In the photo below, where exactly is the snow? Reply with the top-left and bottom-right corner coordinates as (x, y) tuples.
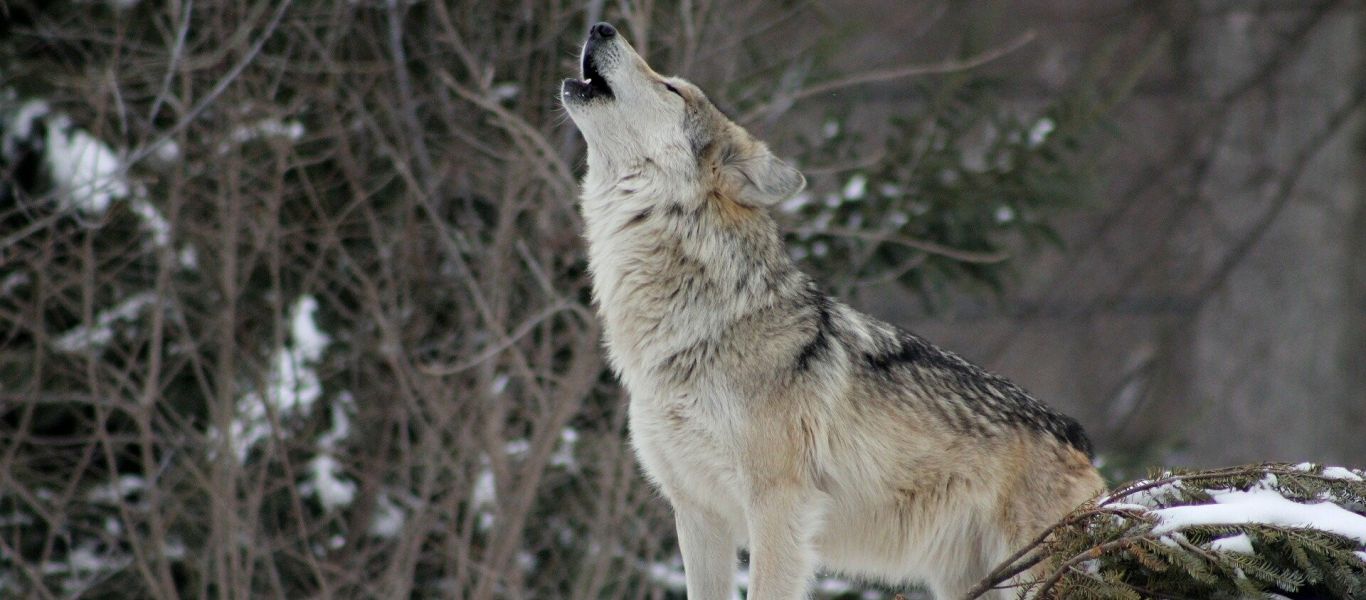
(6, 99), (49, 143)
(0, 272), (28, 297)
(163, 538), (187, 560)
(87, 475), (146, 504)
(0, 512), (33, 526)
(1322, 467), (1363, 481)
(305, 454), (355, 511)
(44, 116), (128, 214)
(478, 459), (505, 530)
(822, 120), (840, 139)
(6, 100), (174, 246)
(1151, 489), (1366, 544)
(230, 118), (305, 145)
(491, 83), (520, 101)
(1208, 533), (1254, 554)
(810, 211), (833, 232)
(1027, 117), (1055, 147)
(505, 439), (531, 456)
(473, 468), (496, 507)
(130, 196), (171, 247)
(227, 295), (332, 461)
(778, 192), (812, 214)
(370, 492), (405, 538)
(290, 296), (330, 362)
(994, 205), (1015, 224)
(40, 544), (129, 575)
(1101, 502), (1151, 513)
(515, 551), (537, 571)
(842, 174), (867, 200)
(1104, 477), (1184, 507)
(647, 560), (687, 590)
(267, 296), (329, 413)
(490, 373), (510, 395)
(178, 246), (199, 270)
(304, 392), (357, 511)
(317, 392), (353, 449)
(40, 542), (132, 595)
(550, 428), (579, 469)
(51, 292), (156, 353)
(815, 577), (855, 595)
(153, 139), (181, 162)
(1292, 462), (1363, 482)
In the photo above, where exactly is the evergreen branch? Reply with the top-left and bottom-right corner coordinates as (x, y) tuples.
(969, 463), (1366, 600)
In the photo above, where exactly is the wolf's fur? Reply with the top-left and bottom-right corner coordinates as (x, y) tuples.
(562, 23), (1105, 600)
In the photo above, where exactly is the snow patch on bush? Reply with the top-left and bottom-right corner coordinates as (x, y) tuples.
(227, 295), (332, 461)
(1151, 488), (1366, 544)
(1208, 533), (1254, 554)
(44, 115), (128, 215)
(51, 292), (157, 353)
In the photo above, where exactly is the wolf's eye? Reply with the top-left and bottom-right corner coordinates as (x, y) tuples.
(663, 82), (682, 97)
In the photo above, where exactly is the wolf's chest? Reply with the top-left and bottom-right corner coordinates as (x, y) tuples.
(626, 386), (746, 508)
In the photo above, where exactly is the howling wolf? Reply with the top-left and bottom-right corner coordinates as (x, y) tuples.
(561, 22), (1104, 600)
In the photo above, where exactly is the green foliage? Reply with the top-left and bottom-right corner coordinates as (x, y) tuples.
(781, 38), (1158, 308)
(982, 464), (1366, 600)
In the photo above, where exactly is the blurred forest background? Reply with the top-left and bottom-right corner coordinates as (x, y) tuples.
(0, 0), (1362, 597)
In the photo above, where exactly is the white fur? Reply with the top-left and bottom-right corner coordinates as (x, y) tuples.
(563, 25), (1103, 600)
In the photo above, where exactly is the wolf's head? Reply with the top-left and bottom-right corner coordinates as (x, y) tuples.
(562, 22), (804, 208)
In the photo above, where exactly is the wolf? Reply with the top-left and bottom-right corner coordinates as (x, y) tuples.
(561, 22), (1105, 600)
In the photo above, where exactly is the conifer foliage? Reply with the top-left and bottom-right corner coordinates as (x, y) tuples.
(966, 463), (1366, 600)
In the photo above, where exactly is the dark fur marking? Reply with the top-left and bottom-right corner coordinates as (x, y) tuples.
(794, 294), (834, 372)
(866, 330), (1094, 457)
(1057, 416), (1094, 458)
(659, 341), (722, 386)
(619, 207), (653, 232)
(864, 333), (939, 372)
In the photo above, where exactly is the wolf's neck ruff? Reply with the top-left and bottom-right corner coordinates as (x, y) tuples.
(581, 172), (802, 385)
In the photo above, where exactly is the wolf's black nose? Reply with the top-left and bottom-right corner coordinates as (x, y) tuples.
(590, 22), (616, 40)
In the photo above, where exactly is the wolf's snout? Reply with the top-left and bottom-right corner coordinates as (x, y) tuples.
(590, 22), (616, 40)
(561, 22), (618, 105)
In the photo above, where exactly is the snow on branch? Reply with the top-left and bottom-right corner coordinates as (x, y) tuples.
(965, 463), (1366, 600)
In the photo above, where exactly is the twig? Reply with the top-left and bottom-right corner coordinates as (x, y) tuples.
(125, 0), (292, 167)
(798, 226), (1011, 264)
(741, 31), (1035, 123)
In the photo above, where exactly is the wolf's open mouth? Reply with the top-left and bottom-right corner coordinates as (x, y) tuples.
(562, 25), (616, 104)
(577, 46), (613, 99)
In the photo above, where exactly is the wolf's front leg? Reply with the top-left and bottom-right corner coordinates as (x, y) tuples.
(675, 505), (737, 600)
(744, 487), (822, 600)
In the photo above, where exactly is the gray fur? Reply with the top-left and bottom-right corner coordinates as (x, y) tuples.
(562, 22), (1105, 600)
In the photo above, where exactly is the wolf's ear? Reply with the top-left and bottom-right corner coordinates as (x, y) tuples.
(720, 142), (806, 208)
